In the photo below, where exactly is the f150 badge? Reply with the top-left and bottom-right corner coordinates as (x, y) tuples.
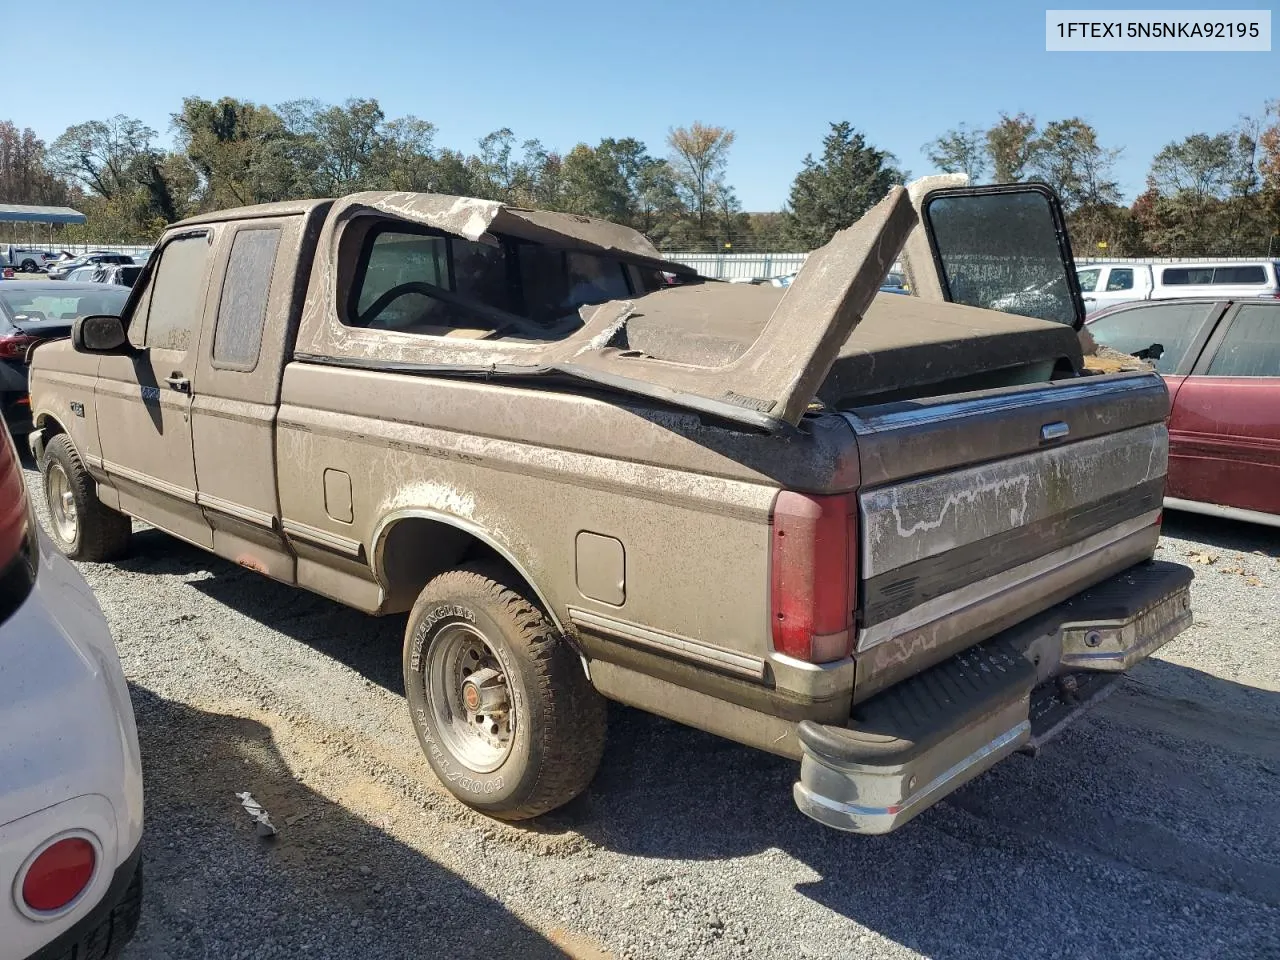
(70, 401), (85, 418)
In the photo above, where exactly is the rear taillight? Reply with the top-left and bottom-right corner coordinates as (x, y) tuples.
(770, 491), (857, 663)
(0, 334), (37, 360)
(21, 837), (96, 913)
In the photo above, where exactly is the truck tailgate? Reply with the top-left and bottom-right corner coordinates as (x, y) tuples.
(844, 372), (1170, 701)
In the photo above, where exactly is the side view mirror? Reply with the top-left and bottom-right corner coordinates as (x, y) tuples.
(72, 315), (129, 353)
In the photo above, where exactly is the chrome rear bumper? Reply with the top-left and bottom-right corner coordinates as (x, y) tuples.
(793, 560), (1193, 834)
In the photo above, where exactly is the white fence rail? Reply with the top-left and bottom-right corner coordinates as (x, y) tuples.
(663, 253), (809, 280)
(668, 252), (1278, 281)
(13, 243), (154, 258)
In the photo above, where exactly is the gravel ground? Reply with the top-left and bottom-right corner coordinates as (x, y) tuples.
(25, 464), (1280, 960)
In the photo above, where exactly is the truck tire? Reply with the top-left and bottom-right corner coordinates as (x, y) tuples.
(20, 258), (37, 273)
(41, 433), (131, 561)
(403, 561), (606, 820)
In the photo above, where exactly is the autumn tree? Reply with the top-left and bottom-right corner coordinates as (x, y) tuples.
(561, 138), (680, 233)
(172, 97), (301, 208)
(1140, 121), (1272, 255)
(1029, 118), (1121, 210)
(666, 122), (736, 244)
(0, 122), (68, 206)
(985, 112), (1038, 183)
(786, 122), (902, 250)
(924, 124), (987, 182)
(48, 115), (159, 199)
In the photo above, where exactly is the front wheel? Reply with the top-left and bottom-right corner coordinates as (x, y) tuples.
(41, 434), (131, 561)
(403, 562), (606, 820)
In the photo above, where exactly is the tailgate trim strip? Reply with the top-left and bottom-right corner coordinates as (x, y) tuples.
(857, 510), (1160, 652)
(861, 478), (1164, 627)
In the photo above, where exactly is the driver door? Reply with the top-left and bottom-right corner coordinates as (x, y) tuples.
(95, 229), (215, 548)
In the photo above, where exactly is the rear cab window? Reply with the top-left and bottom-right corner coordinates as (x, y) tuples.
(1086, 301), (1218, 374)
(348, 226), (639, 342)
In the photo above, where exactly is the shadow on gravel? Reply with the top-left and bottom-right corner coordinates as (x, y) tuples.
(126, 684), (572, 960)
(552, 664), (1280, 959)
(117, 529), (407, 695)
(117, 526), (1279, 958)
(1161, 509), (1280, 556)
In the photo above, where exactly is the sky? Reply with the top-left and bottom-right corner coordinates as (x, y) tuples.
(8, 0), (1276, 211)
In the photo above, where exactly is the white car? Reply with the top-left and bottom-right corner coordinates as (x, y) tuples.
(1, 425), (143, 960)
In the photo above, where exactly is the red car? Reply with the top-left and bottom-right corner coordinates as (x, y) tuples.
(1086, 297), (1280, 528)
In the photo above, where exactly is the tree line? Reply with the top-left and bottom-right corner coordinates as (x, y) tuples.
(926, 106), (1280, 257)
(2, 95), (1278, 256)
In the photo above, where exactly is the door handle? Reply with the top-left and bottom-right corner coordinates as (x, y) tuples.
(165, 373), (191, 393)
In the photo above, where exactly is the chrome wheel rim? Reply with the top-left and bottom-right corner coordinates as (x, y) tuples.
(46, 463), (78, 545)
(425, 622), (514, 772)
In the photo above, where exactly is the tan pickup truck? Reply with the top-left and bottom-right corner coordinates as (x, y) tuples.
(27, 178), (1192, 834)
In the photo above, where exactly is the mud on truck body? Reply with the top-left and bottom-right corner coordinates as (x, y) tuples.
(28, 176), (1191, 834)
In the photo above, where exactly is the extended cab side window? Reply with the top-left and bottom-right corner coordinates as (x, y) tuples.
(1205, 304), (1280, 377)
(212, 228), (281, 370)
(134, 233), (212, 352)
(1075, 268), (1099, 292)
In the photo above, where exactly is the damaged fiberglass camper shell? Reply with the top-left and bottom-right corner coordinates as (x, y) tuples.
(28, 177), (1192, 833)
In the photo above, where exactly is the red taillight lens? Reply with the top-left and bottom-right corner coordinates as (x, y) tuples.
(21, 837), (96, 912)
(0, 334), (36, 360)
(770, 491), (857, 663)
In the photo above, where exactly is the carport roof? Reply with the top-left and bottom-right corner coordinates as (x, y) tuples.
(0, 203), (86, 224)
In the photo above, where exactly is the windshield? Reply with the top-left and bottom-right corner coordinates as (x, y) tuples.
(0, 287), (130, 326)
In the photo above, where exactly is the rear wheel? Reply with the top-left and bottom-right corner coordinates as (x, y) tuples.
(403, 562), (606, 820)
(19, 258), (37, 273)
(41, 434), (130, 561)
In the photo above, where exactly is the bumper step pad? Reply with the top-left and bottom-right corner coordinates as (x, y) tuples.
(794, 560), (1193, 834)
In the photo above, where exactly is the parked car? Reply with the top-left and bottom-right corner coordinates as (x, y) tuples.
(28, 181), (1191, 836)
(1077, 260), (1280, 314)
(95, 264), (143, 288)
(1086, 297), (1280, 528)
(62, 266), (102, 284)
(0, 415), (143, 960)
(0, 282), (130, 434)
(46, 253), (133, 281)
(0, 247), (55, 273)
(879, 270), (909, 294)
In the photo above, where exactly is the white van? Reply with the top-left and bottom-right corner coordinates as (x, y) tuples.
(1077, 261), (1280, 313)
